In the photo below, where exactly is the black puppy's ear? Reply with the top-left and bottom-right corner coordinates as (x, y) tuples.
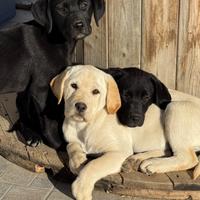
(92, 0), (105, 26)
(104, 68), (126, 80)
(31, 0), (53, 33)
(150, 74), (171, 109)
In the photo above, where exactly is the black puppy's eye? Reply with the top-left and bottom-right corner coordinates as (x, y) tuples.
(80, 1), (88, 10)
(56, 4), (69, 15)
(122, 91), (132, 103)
(143, 95), (150, 102)
(71, 83), (78, 90)
(92, 89), (100, 95)
(124, 91), (132, 99)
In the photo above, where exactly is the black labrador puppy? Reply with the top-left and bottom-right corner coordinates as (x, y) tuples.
(0, 0), (105, 147)
(104, 67), (171, 127)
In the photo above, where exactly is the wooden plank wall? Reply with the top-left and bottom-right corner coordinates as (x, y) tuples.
(78, 0), (200, 97)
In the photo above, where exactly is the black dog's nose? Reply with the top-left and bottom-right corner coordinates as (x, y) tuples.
(130, 114), (143, 125)
(132, 114), (141, 121)
(75, 102), (87, 113)
(73, 21), (84, 28)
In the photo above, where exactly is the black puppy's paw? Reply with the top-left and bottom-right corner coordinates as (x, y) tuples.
(10, 120), (42, 147)
(26, 135), (42, 147)
(21, 128), (43, 147)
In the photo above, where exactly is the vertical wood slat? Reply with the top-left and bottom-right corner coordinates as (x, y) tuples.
(84, 0), (107, 68)
(177, 0), (200, 97)
(82, 0), (200, 97)
(108, 0), (141, 68)
(75, 40), (84, 64)
(141, 0), (179, 89)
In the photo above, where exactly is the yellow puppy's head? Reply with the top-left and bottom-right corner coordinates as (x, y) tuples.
(50, 65), (121, 122)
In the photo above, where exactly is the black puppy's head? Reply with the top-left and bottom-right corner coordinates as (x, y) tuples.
(106, 68), (171, 127)
(32, 0), (105, 40)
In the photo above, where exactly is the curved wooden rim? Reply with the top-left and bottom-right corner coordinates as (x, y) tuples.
(1, 93), (200, 199)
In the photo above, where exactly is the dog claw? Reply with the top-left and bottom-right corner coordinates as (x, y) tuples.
(121, 157), (142, 173)
(146, 168), (153, 176)
(121, 163), (132, 173)
(27, 138), (41, 147)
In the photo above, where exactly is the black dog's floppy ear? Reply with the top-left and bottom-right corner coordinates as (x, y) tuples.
(31, 0), (53, 33)
(103, 68), (127, 81)
(150, 74), (171, 109)
(92, 0), (105, 26)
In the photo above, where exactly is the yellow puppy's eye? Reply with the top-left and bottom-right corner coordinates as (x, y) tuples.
(92, 89), (100, 95)
(71, 83), (78, 90)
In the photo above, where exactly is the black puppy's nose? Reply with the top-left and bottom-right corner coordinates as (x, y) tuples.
(132, 114), (141, 121)
(130, 114), (143, 125)
(73, 20), (84, 28)
(75, 102), (87, 113)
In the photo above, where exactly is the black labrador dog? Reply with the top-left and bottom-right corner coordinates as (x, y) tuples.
(0, 0), (105, 147)
(104, 67), (171, 127)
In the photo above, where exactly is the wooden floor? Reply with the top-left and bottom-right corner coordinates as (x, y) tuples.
(0, 94), (200, 199)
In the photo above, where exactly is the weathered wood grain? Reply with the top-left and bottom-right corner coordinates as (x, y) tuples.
(112, 187), (200, 200)
(167, 171), (200, 190)
(141, 0), (179, 89)
(75, 40), (84, 64)
(108, 0), (141, 68)
(84, 1), (107, 68)
(82, 0), (200, 95)
(0, 93), (18, 124)
(120, 171), (173, 190)
(176, 0), (200, 97)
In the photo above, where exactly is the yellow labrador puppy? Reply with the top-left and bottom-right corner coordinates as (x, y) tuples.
(137, 89), (200, 179)
(50, 65), (200, 200)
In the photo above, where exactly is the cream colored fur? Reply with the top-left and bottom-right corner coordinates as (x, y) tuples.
(50, 65), (200, 200)
(137, 89), (200, 179)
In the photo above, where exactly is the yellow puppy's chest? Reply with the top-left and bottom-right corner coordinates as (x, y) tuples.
(63, 118), (120, 155)
(78, 125), (120, 154)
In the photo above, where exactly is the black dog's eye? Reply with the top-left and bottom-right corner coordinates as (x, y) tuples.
(80, 1), (88, 10)
(143, 95), (150, 102)
(92, 89), (100, 95)
(56, 4), (69, 15)
(123, 91), (132, 100)
(71, 83), (78, 90)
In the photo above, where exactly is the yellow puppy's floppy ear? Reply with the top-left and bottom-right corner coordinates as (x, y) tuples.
(106, 75), (121, 114)
(50, 68), (70, 104)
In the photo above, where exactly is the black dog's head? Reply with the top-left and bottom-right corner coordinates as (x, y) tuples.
(32, 0), (105, 40)
(106, 68), (171, 127)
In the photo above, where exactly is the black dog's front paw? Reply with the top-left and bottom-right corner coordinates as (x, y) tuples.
(26, 135), (42, 147)
(10, 120), (42, 147)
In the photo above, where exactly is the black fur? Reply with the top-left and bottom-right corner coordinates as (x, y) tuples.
(104, 67), (171, 127)
(0, 0), (105, 148)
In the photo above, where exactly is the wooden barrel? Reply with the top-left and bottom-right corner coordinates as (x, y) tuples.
(1, 93), (200, 200)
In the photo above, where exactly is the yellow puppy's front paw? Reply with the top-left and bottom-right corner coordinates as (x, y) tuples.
(69, 153), (87, 175)
(121, 155), (142, 173)
(140, 159), (163, 175)
(72, 176), (93, 200)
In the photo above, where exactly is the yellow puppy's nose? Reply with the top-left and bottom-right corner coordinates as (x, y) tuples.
(75, 102), (87, 113)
